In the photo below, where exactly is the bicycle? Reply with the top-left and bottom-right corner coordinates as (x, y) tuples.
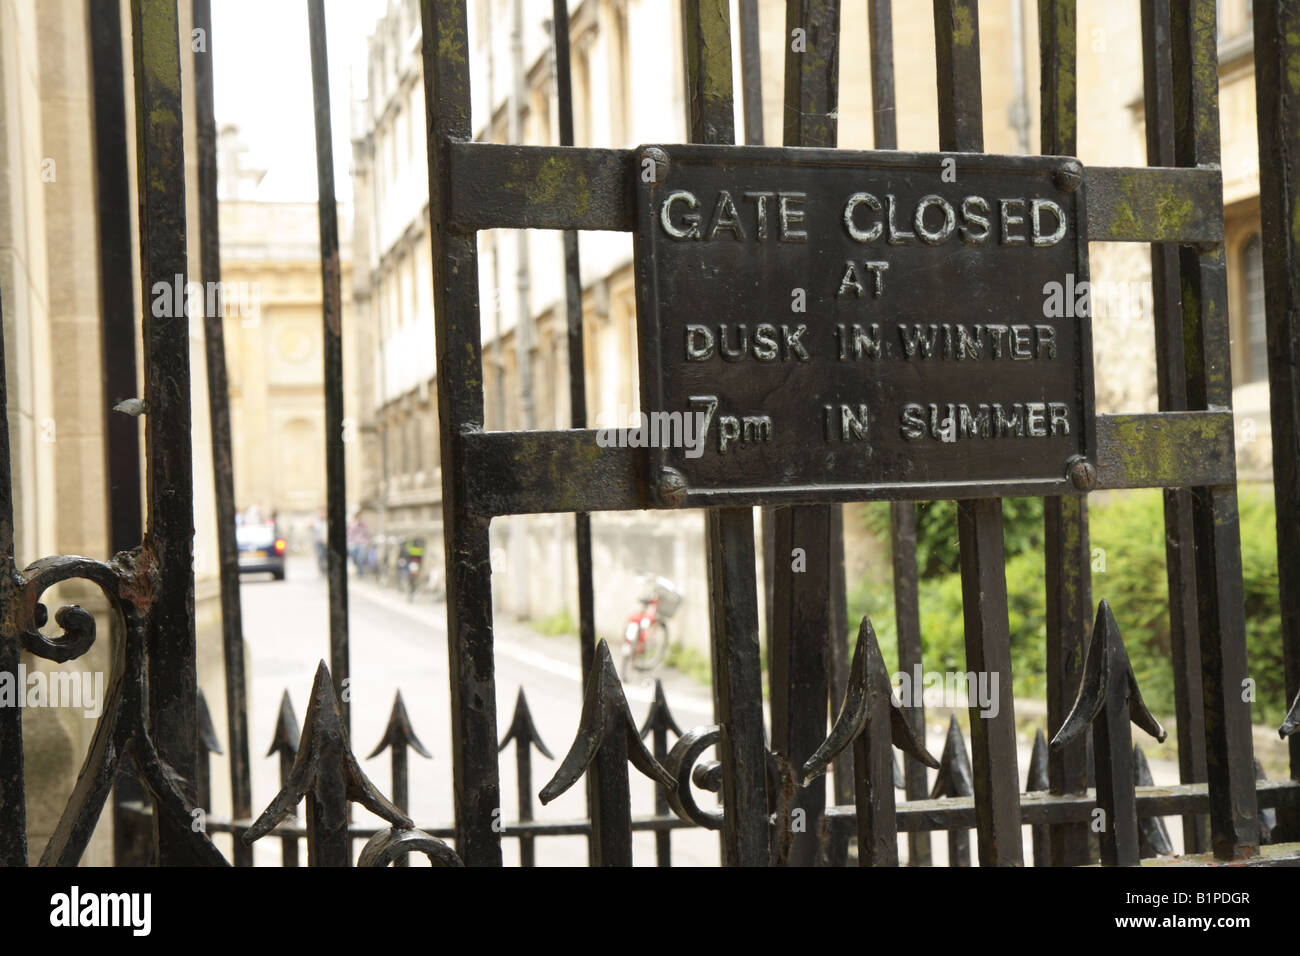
(620, 573), (682, 677)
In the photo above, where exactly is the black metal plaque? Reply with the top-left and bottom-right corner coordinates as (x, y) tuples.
(631, 145), (1095, 507)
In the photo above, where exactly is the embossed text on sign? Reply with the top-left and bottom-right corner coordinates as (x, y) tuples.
(631, 145), (1095, 507)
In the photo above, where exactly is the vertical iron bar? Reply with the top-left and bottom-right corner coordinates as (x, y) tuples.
(866, 1), (927, 867)
(827, 507), (853, 862)
(770, 504), (832, 866)
(306, 0), (351, 734)
(270, 691), (302, 867)
(955, 499), (1022, 865)
(891, 503), (929, 865)
(420, 0), (503, 866)
(1038, 0), (1091, 868)
(773, 0), (841, 868)
(1140, 0), (1209, 855)
(0, 284), (23, 867)
(867, 0), (896, 148)
(132, 0), (200, 866)
(91, 0), (148, 870)
(1169, 0), (1260, 861)
(193, 0), (254, 867)
(934, 0), (1023, 866)
(1252, 0), (1300, 844)
(514, 734), (536, 867)
(389, 743), (409, 867)
(738, 0), (764, 145)
(679, 0), (770, 867)
(704, 509), (770, 865)
(550, 0), (596, 864)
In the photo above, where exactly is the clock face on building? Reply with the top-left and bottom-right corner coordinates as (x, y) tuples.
(277, 326), (313, 363)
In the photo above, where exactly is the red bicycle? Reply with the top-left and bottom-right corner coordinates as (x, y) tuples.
(621, 573), (682, 677)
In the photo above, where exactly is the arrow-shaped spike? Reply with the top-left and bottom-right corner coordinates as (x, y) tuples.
(802, 615), (939, 785)
(369, 690), (431, 760)
(243, 662), (412, 865)
(194, 689), (222, 813)
(500, 687), (551, 867)
(197, 690), (223, 756)
(638, 679), (682, 866)
(1051, 601), (1165, 867)
(1133, 745), (1174, 858)
(801, 615), (938, 867)
(638, 678), (684, 741)
(499, 687), (553, 760)
(265, 689), (301, 866)
(539, 640), (675, 866)
(930, 715), (974, 799)
(1027, 728), (1049, 792)
(930, 715), (974, 867)
(1051, 600), (1166, 751)
(540, 641), (674, 803)
(267, 690), (300, 759)
(1278, 687), (1300, 739)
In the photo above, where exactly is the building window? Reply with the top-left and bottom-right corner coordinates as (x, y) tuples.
(1243, 232), (1267, 382)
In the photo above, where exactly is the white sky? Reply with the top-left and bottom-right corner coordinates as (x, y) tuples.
(210, 0), (389, 202)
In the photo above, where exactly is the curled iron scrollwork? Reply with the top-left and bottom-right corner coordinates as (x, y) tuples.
(1, 546), (227, 866)
(358, 827), (463, 867)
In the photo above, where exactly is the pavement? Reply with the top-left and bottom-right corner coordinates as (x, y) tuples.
(235, 556), (1188, 866)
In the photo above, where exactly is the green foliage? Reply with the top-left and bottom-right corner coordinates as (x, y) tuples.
(862, 498), (1046, 577)
(852, 488), (1286, 726)
(531, 607), (576, 637)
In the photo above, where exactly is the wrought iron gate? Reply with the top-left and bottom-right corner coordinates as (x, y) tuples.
(0, 0), (1298, 867)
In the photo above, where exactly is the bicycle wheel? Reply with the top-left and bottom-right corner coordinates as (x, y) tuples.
(634, 621), (670, 671)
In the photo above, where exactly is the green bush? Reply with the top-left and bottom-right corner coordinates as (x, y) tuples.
(851, 488), (1286, 726)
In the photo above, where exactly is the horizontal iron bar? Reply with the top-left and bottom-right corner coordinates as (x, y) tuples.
(1086, 165), (1223, 242)
(119, 802), (693, 839)
(126, 777), (1294, 844)
(447, 144), (1221, 244)
(463, 411), (1236, 516)
(449, 142), (635, 232)
(825, 779), (1300, 832)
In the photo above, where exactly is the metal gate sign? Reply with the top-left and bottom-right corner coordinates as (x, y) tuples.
(632, 145), (1095, 507)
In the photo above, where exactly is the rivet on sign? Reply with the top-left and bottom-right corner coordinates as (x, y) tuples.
(1053, 159), (1084, 194)
(642, 147), (669, 185)
(1067, 456), (1097, 491)
(657, 467), (688, 507)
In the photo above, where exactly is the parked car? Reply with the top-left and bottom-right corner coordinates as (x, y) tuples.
(236, 522), (286, 580)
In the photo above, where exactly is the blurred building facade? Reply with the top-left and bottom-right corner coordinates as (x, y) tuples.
(350, 0), (1273, 656)
(217, 125), (359, 550)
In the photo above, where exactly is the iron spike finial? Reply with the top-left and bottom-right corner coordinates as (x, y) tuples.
(243, 662), (412, 847)
(1050, 600), (1166, 751)
(369, 689), (431, 760)
(930, 715), (975, 799)
(638, 678), (684, 741)
(801, 614), (939, 787)
(197, 688), (222, 756)
(266, 689), (300, 758)
(539, 640), (674, 806)
(1051, 602), (1166, 866)
(1278, 687), (1300, 739)
(1027, 727), (1050, 792)
(499, 687), (553, 760)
